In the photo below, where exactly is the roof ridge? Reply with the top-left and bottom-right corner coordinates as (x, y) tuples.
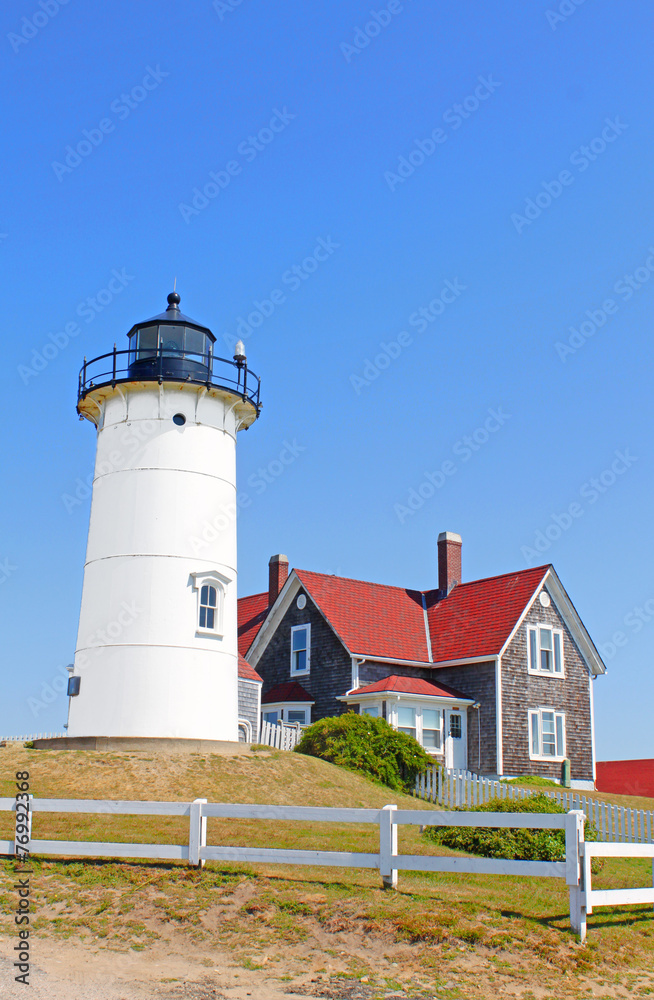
(424, 563), (551, 596)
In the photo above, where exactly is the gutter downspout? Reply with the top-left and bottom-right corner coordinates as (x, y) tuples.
(350, 657), (365, 694)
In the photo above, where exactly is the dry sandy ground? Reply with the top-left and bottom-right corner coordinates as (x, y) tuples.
(1, 930), (653, 1000)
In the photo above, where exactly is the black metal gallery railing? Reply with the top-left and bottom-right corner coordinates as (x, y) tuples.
(77, 346), (261, 411)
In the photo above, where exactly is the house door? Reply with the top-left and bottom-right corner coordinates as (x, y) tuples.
(445, 709), (467, 770)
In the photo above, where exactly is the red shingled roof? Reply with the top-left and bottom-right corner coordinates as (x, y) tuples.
(295, 570), (430, 661)
(426, 566), (549, 663)
(345, 674), (471, 700)
(238, 654), (263, 684)
(238, 591), (269, 657)
(262, 681), (314, 704)
(239, 564), (550, 666)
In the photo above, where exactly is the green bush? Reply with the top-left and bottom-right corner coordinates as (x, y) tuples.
(501, 775), (559, 787)
(423, 793), (601, 865)
(294, 712), (434, 792)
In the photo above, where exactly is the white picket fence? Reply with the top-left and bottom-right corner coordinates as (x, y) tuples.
(0, 733), (65, 743)
(414, 767), (654, 844)
(1, 794), (595, 937)
(258, 720), (304, 751)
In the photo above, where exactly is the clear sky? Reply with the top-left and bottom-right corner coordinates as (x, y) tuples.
(0, 0), (651, 761)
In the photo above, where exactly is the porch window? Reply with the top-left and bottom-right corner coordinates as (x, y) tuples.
(422, 708), (442, 749)
(397, 705), (416, 739)
(362, 706), (379, 717)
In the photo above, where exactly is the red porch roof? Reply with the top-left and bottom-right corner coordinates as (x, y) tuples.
(343, 674), (471, 700)
(262, 681), (314, 704)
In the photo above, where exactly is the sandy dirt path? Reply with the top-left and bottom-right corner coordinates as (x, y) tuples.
(2, 934), (652, 1000)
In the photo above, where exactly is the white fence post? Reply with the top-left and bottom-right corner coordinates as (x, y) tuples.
(379, 804), (398, 890)
(189, 798), (207, 868)
(566, 810), (586, 941)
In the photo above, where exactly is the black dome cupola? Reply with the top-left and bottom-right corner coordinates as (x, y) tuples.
(127, 291), (216, 381)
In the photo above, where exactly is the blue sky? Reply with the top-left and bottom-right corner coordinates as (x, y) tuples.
(0, 0), (652, 761)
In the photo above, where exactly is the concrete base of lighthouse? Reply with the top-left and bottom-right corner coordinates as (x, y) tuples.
(30, 736), (255, 754)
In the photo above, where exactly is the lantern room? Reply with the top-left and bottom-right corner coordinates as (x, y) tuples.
(127, 290), (215, 381)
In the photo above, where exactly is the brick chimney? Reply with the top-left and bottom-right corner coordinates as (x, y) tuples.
(268, 554), (289, 604)
(438, 532), (462, 595)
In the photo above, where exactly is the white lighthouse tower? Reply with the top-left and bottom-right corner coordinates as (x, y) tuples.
(67, 292), (261, 742)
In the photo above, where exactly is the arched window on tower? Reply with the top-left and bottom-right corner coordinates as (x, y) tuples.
(199, 585), (217, 630)
(191, 570), (230, 638)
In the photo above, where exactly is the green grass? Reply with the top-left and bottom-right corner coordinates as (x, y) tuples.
(0, 744), (653, 998)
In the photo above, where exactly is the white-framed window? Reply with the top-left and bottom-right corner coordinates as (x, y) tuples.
(362, 705), (379, 718)
(397, 705), (416, 739)
(261, 704), (311, 726)
(527, 624), (564, 675)
(191, 570), (229, 637)
(199, 585), (217, 629)
(287, 708), (309, 725)
(290, 624), (311, 675)
(422, 708), (442, 750)
(529, 708), (566, 760)
(393, 703), (445, 752)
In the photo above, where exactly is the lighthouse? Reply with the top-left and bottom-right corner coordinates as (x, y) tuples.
(67, 292), (261, 743)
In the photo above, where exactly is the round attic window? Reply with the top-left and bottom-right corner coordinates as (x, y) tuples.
(539, 591), (551, 608)
(296, 594), (306, 609)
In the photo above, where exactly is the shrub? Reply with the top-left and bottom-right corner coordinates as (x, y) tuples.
(423, 793), (601, 866)
(294, 712), (434, 792)
(502, 775), (559, 787)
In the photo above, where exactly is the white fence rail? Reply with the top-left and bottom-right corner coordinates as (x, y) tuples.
(415, 767), (654, 844)
(0, 794), (596, 937)
(582, 842), (654, 938)
(258, 720), (304, 751)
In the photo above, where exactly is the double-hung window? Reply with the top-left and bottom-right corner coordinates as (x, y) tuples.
(422, 708), (442, 749)
(529, 708), (565, 759)
(527, 625), (564, 675)
(199, 585), (217, 630)
(192, 570), (228, 637)
(290, 624), (310, 676)
(397, 705), (417, 739)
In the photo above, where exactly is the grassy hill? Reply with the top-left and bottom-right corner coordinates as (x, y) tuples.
(1, 745), (653, 999)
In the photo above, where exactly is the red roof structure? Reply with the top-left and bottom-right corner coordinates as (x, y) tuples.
(295, 570), (429, 660)
(343, 674), (470, 700)
(425, 566), (549, 662)
(239, 562), (554, 667)
(286, 566), (549, 665)
(262, 681), (314, 704)
(238, 591), (270, 657)
(238, 653), (263, 684)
